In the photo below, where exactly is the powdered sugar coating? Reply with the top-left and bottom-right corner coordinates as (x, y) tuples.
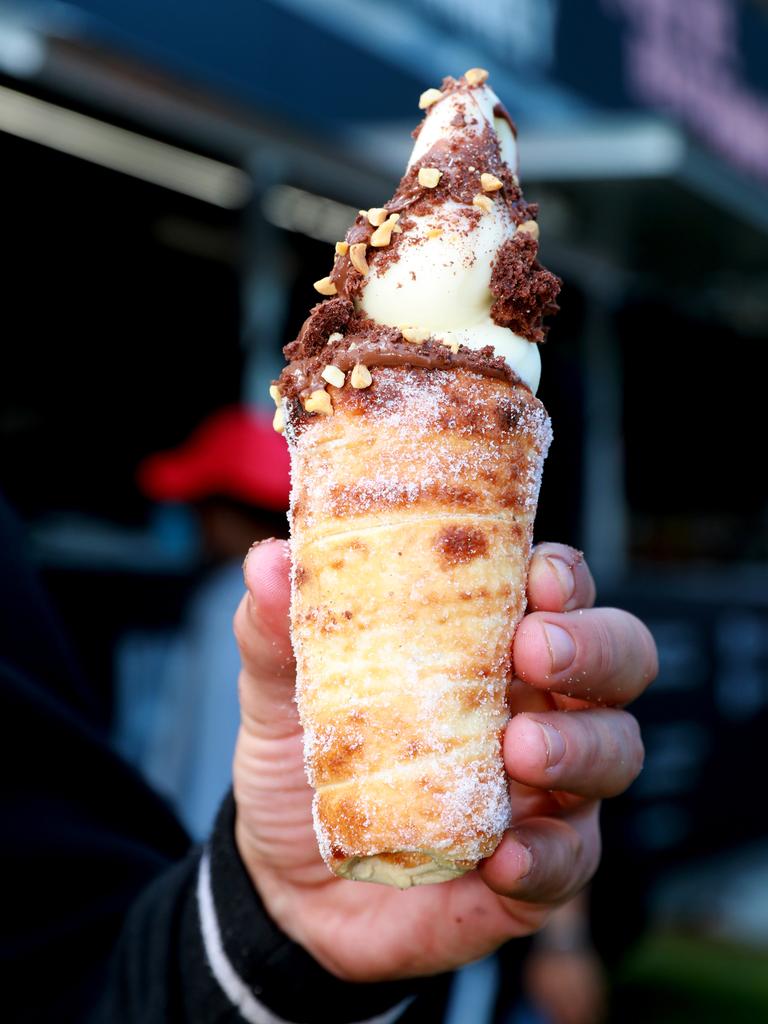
(286, 366), (550, 885)
(287, 367), (551, 535)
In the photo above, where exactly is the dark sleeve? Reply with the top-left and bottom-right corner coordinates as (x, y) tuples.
(0, 496), (428, 1023)
(92, 794), (424, 1024)
(0, 490), (191, 1023)
(1, 658), (190, 1023)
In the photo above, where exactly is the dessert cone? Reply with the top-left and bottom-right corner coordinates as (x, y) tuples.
(274, 68), (561, 887)
(285, 365), (551, 887)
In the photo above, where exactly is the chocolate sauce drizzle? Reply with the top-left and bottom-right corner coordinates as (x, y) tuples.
(278, 318), (518, 404)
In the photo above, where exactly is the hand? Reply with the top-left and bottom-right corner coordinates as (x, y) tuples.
(232, 541), (656, 982)
(524, 948), (607, 1024)
(522, 891), (607, 1024)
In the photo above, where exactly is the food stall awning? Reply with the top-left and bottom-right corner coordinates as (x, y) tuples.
(1, 1), (766, 234)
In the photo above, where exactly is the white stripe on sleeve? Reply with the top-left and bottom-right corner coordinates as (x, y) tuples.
(197, 851), (411, 1024)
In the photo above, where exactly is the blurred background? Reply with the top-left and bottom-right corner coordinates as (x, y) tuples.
(1, 1), (767, 1021)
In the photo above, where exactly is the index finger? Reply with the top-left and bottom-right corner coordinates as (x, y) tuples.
(513, 607), (658, 706)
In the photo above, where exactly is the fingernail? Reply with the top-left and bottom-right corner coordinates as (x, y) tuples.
(536, 722), (566, 768)
(546, 555), (575, 607)
(542, 623), (576, 673)
(242, 537), (277, 585)
(511, 841), (534, 880)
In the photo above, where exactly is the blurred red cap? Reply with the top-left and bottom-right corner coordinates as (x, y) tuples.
(137, 406), (290, 511)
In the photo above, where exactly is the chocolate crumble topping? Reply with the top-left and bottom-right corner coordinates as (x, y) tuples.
(490, 235), (561, 344)
(279, 71), (562, 416)
(283, 297), (355, 361)
(277, 312), (521, 404)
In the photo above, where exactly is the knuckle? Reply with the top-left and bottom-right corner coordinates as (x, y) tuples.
(590, 613), (619, 682)
(565, 710), (644, 797)
(555, 827), (588, 904)
(586, 608), (651, 690)
(569, 712), (603, 777)
(606, 712), (644, 793)
(590, 716), (621, 788)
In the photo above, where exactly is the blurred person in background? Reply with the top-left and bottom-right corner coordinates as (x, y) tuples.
(115, 405), (290, 839)
(517, 892), (607, 1024)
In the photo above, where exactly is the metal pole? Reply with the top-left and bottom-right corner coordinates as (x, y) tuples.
(580, 294), (628, 587)
(240, 153), (289, 409)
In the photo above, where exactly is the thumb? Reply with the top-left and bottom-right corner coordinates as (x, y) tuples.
(234, 538), (298, 739)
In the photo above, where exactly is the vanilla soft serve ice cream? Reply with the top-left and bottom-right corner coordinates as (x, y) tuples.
(358, 74), (543, 391)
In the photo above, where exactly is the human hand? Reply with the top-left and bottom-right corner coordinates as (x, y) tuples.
(522, 891), (607, 1024)
(232, 541), (656, 982)
(524, 947), (607, 1024)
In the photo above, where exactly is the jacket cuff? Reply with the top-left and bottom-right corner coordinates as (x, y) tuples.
(197, 792), (417, 1024)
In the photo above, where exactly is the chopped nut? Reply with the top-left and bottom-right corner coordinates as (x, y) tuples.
(480, 172), (503, 192)
(272, 406), (285, 433)
(350, 363), (372, 389)
(367, 207), (388, 227)
(418, 87), (443, 110)
(468, 165), (476, 173)
(442, 339), (460, 354)
(358, 209), (367, 217)
(348, 342), (358, 350)
(313, 276), (337, 295)
(465, 67), (489, 86)
(328, 332), (343, 343)
(401, 326), (430, 343)
(512, 173), (520, 187)
(321, 364), (346, 388)
(369, 224), (391, 247)
(418, 166), (442, 188)
(269, 384), (281, 406)
(349, 242), (369, 275)
(472, 194), (494, 214)
(392, 224), (403, 233)
(516, 220), (540, 240)
(426, 227), (443, 239)
(335, 240), (349, 256)
(370, 213), (400, 247)
(304, 388), (333, 416)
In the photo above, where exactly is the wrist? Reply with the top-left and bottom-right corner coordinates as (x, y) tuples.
(209, 792), (419, 1021)
(233, 810), (312, 951)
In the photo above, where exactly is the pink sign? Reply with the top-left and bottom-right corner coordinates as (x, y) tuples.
(605, 0), (768, 180)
